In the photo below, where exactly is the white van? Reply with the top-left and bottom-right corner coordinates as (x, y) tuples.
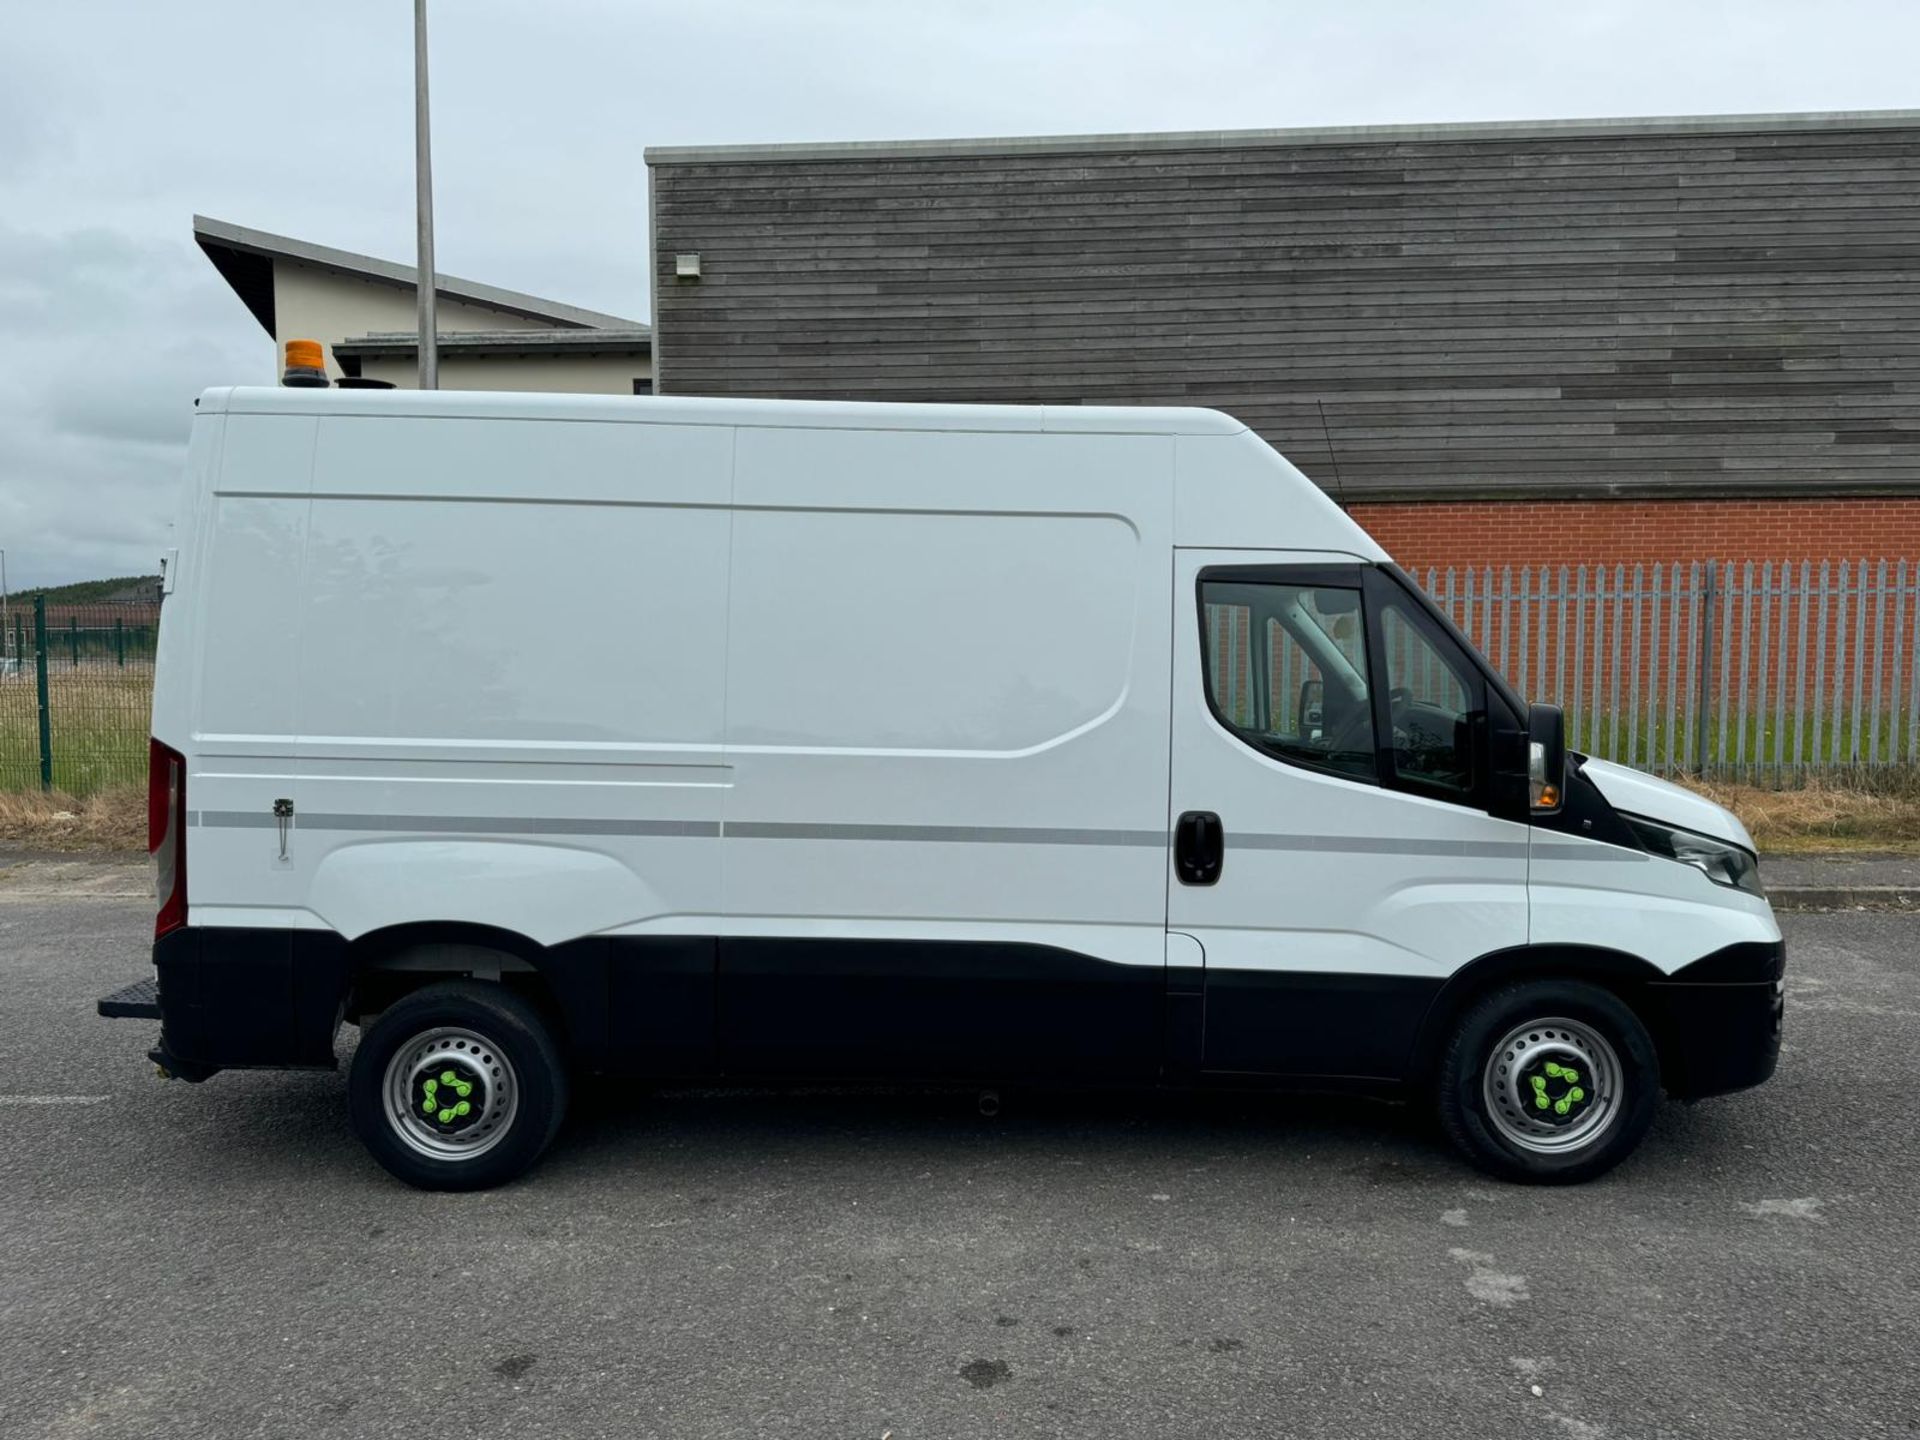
(100, 387), (1782, 1190)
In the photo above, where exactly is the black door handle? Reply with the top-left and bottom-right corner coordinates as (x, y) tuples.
(1175, 810), (1224, 886)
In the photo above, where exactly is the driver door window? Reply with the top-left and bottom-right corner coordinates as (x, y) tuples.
(1201, 581), (1377, 782)
(1378, 598), (1481, 798)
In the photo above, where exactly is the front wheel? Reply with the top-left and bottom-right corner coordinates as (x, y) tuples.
(1436, 979), (1659, 1184)
(348, 980), (568, 1191)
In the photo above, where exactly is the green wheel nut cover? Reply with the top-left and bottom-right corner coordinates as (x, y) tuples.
(414, 1060), (482, 1130)
(1526, 1060), (1590, 1119)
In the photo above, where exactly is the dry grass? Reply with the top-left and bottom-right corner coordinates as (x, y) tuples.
(1683, 777), (1920, 854)
(0, 785), (146, 853)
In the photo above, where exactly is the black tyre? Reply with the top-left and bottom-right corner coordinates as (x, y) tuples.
(1436, 979), (1659, 1184)
(348, 980), (568, 1191)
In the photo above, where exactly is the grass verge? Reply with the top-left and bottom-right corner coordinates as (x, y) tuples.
(0, 785), (146, 853)
(1684, 777), (1920, 854)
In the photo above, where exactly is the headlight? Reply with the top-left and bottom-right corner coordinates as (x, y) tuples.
(1624, 815), (1765, 897)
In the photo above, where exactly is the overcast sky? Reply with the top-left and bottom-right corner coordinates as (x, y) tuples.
(2, 0), (1916, 587)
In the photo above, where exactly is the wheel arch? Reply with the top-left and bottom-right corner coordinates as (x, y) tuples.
(343, 921), (611, 1068)
(1410, 944), (1668, 1084)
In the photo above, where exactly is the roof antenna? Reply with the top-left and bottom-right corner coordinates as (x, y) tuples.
(1315, 399), (1351, 512)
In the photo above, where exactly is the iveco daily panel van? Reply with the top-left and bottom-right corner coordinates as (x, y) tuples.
(99, 387), (1783, 1189)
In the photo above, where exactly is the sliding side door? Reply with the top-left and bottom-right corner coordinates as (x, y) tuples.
(717, 425), (1175, 1083)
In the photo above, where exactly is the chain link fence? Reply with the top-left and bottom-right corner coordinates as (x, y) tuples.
(0, 598), (158, 795)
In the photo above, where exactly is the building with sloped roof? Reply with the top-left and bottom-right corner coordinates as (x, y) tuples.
(195, 215), (653, 394)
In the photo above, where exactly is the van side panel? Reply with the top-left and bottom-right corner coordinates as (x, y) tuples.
(172, 401), (1186, 1082)
(1173, 429), (1388, 558)
(717, 427), (1174, 1080)
(279, 413), (734, 948)
(184, 415), (316, 927)
(170, 415), (734, 941)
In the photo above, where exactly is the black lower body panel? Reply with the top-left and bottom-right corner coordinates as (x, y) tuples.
(109, 928), (1450, 1092)
(1199, 969), (1441, 1081)
(607, 936), (718, 1076)
(150, 926), (350, 1071)
(717, 938), (1164, 1084)
(1645, 979), (1784, 1099)
(1645, 938), (1785, 1099)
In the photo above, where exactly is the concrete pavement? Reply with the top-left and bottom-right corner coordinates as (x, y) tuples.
(1761, 853), (1920, 911)
(1, 889), (1917, 1438)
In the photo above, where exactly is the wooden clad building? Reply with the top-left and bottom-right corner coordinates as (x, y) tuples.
(645, 111), (1920, 567)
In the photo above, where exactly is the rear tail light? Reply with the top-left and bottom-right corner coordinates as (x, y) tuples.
(149, 738), (187, 938)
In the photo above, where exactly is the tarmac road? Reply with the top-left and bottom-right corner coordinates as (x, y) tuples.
(1, 880), (1915, 1439)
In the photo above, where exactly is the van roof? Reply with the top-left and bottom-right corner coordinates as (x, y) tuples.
(199, 386), (1250, 438)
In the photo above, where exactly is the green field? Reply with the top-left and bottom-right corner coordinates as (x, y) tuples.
(0, 667), (154, 794)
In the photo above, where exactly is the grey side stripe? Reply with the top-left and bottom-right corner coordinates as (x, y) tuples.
(188, 812), (1153, 845)
(187, 814), (1152, 844)
(1532, 843), (1649, 864)
(190, 811), (1612, 860)
(726, 821), (1164, 847)
(191, 810), (277, 830)
(1235, 833), (1531, 860)
(193, 811), (720, 839)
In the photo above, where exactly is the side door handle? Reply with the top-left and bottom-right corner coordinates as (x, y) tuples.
(1174, 810), (1224, 886)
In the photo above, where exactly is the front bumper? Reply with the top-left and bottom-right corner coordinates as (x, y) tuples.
(1645, 939), (1785, 1100)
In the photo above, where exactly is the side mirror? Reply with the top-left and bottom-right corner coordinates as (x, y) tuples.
(1528, 704), (1566, 813)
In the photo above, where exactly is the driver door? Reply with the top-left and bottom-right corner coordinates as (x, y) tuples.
(1166, 552), (1530, 1081)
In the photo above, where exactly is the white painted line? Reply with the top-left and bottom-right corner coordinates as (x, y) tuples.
(0, 1095), (111, 1106)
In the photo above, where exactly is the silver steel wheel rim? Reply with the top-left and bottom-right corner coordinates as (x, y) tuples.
(1481, 1016), (1622, 1155)
(382, 1026), (519, 1162)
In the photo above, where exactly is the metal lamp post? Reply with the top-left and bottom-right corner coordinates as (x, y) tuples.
(414, 0), (439, 390)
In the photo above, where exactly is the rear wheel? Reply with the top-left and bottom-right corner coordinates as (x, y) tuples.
(348, 981), (568, 1191)
(1436, 979), (1658, 1184)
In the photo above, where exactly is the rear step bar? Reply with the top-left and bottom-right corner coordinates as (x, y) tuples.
(97, 978), (161, 1020)
(98, 979), (218, 1080)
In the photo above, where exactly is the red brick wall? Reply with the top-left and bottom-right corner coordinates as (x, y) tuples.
(1349, 498), (1920, 573)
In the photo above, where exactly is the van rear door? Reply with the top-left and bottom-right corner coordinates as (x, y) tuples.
(1166, 552), (1530, 1082)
